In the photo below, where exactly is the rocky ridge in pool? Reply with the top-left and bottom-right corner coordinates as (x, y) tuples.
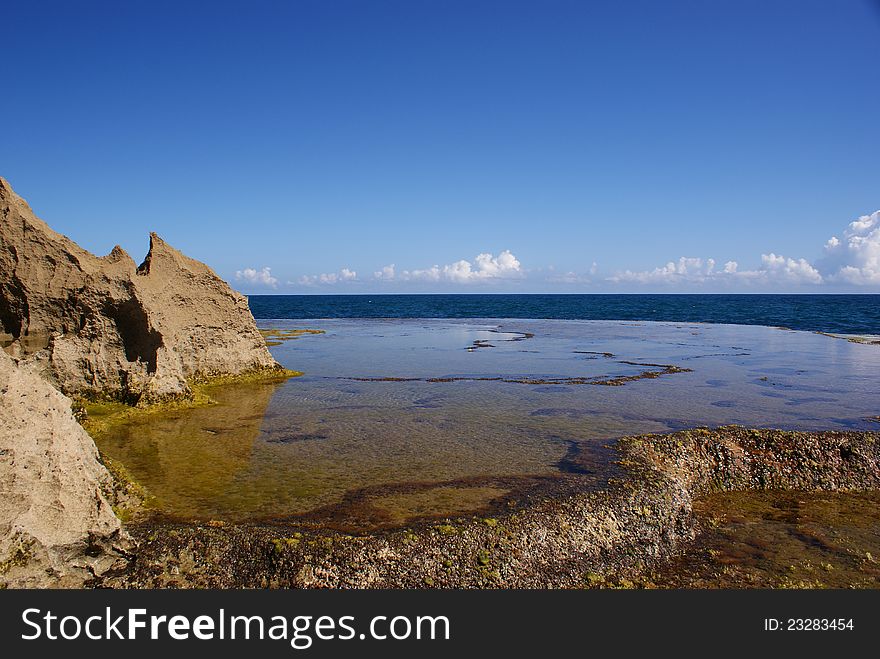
(105, 426), (880, 589)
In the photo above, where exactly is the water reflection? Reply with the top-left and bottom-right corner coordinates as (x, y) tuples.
(97, 381), (282, 519)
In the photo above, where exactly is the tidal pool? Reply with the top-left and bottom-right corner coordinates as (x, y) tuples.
(94, 319), (880, 529)
(647, 490), (880, 588)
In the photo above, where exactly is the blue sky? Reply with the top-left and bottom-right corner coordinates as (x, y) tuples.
(2, 0), (879, 293)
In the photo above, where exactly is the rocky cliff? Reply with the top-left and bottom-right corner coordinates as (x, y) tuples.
(0, 177), (279, 403)
(0, 350), (127, 587)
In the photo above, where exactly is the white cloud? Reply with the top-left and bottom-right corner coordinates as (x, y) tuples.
(404, 265), (442, 282)
(608, 209), (880, 288)
(453, 250), (522, 281)
(398, 250), (523, 283)
(373, 264), (396, 280)
(552, 271), (587, 284)
(234, 266), (278, 288)
(754, 253), (823, 284)
(610, 254), (822, 286)
(442, 259), (477, 283)
(472, 250), (522, 278)
(548, 262), (599, 284)
(297, 268), (358, 286)
(822, 210), (880, 285)
(611, 257), (718, 284)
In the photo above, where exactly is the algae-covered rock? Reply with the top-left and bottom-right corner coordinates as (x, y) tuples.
(0, 350), (126, 587)
(0, 176), (279, 403)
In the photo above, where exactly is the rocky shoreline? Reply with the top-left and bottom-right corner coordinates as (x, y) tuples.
(99, 425), (880, 589)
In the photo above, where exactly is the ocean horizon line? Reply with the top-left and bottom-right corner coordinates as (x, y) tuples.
(247, 293), (880, 335)
(247, 292), (880, 297)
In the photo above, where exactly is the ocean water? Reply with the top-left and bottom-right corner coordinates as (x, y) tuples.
(95, 318), (880, 529)
(248, 294), (880, 335)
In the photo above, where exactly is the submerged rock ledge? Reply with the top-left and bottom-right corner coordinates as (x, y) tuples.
(104, 425), (880, 589)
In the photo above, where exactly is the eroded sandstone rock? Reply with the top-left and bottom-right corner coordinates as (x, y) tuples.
(0, 176), (279, 403)
(0, 350), (126, 587)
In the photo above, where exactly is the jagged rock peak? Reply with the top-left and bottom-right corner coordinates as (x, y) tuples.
(0, 176), (279, 402)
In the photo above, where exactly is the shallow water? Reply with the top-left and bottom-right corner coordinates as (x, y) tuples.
(95, 319), (880, 527)
(649, 490), (880, 589)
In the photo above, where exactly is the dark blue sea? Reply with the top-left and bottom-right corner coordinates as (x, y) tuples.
(248, 294), (880, 335)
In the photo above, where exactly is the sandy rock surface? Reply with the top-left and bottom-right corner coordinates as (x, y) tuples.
(0, 350), (126, 587)
(0, 176), (278, 403)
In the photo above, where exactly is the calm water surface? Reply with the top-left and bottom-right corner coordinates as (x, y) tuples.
(96, 319), (880, 527)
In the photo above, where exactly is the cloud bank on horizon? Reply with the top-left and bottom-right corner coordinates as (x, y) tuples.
(234, 266), (279, 289)
(296, 268), (358, 286)
(370, 250), (523, 284)
(235, 210), (880, 292)
(612, 210), (879, 287)
(269, 251), (524, 289)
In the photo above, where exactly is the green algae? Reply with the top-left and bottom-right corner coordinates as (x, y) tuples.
(91, 379), (288, 521)
(100, 454), (152, 521)
(78, 367), (301, 523)
(367, 486), (509, 526)
(272, 537), (302, 554)
(343, 362), (692, 386)
(0, 538), (33, 577)
(815, 331), (880, 346)
(260, 328), (325, 346)
(639, 490), (880, 589)
(80, 367), (301, 440)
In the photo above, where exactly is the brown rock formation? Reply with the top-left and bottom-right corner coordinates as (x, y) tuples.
(0, 176), (279, 403)
(0, 350), (127, 587)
